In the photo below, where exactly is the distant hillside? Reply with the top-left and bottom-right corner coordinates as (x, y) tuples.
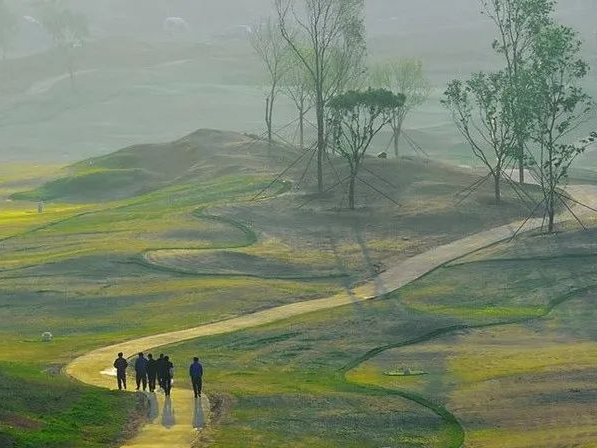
(12, 129), (295, 202)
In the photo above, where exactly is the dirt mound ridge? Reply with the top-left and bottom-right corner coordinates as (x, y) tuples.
(13, 129), (295, 202)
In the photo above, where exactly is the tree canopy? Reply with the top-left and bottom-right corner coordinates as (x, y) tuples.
(329, 88), (405, 209)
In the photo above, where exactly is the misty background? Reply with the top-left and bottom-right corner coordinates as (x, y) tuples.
(1, 0), (596, 163)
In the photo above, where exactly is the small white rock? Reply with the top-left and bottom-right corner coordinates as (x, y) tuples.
(41, 332), (53, 342)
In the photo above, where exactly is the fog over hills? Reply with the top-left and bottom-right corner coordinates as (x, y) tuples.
(1, 0), (596, 162)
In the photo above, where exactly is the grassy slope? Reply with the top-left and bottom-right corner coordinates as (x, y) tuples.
(0, 142), (554, 447)
(162, 296), (462, 447)
(0, 363), (142, 448)
(346, 228), (597, 447)
(161, 227), (597, 447)
(0, 170), (343, 447)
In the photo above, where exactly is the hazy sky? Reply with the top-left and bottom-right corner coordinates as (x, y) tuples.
(1, 0), (596, 162)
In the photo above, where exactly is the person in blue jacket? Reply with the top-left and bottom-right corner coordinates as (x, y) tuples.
(189, 357), (204, 398)
(134, 352), (148, 391)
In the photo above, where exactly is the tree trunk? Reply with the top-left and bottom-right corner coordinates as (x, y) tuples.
(393, 115), (403, 158)
(66, 48), (76, 91)
(494, 174), (501, 203)
(299, 99), (305, 151)
(265, 97), (273, 143)
(518, 146), (525, 184)
(268, 92), (275, 141)
(69, 66), (75, 90)
(548, 209), (555, 233)
(547, 193), (555, 233)
(348, 174), (356, 210)
(316, 89), (325, 193)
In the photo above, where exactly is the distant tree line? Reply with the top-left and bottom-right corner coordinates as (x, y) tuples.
(0, 0), (88, 88)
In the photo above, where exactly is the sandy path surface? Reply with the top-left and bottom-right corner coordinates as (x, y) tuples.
(25, 59), (193, 97)
(65, 185), (597, 448)
(26, 69), (99, 95)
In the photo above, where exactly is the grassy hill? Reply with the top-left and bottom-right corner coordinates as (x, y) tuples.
(0, 127), (566, 448)
(12, 129), (294, 202)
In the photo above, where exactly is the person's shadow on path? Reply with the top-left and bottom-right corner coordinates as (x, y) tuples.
(147, 393), (159, 423)
(161, 396), (176, 429)
(193, 397), (206, 429)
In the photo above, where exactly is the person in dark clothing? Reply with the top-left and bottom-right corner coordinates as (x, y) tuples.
(189, 357), (204, 398)
(163, 356), (174, 396)
(156, 353), (166, 390)
(113, 352), (128, 390)
(146, 353), (158, 392)
(135, 352), (148, 391)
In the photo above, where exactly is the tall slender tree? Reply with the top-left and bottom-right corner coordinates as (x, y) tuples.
(371, 58), (432, 157)
(443, 72), (517, 203)
(527, 24), (593, 233)
(482, 0), (555, 184)
(282, 54), (314, 150)
(276, 0), (366, 193)
(250, 18), (290, 145)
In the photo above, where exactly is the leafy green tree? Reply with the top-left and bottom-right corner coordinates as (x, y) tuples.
(527, 24), (593, 233)
(328, 88), (404, 209)
(38, 0), (89, 88)
(371, 58), (431, 157)
(276, 0), (366, 193)
(442, 72), (516, 203)
(482, 0), (555, 183)
(0, 0), (18, 61)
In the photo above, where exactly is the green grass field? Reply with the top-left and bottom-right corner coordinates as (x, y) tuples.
(154, 227), (597, 447)
(0, 130), (587, 447)
(0, 362), (143, 448)
(0, 167), (346, 447)
(0, 6), (595, 446)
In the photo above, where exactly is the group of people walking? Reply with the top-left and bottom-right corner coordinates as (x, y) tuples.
(113, 352), (203, 398)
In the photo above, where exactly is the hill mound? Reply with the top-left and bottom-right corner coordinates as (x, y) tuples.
(13, 129), (295, 202)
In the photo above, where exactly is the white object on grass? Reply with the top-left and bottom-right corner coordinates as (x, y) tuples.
(41, 332), (53, 342)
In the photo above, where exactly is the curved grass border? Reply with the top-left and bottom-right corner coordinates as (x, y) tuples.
(338, 275), (597, 448)
(56, 180), (596, 447)
(138, 194), (349, 281)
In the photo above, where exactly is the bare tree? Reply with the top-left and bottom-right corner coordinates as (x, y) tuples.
(250, 18), (290, 145)
(443, 72), (517, 203)
(371, 58), (432, 157)
(282, 54), (314, 150)
(482, 0), (555, 184)
(0, 0), (18, 61)
(527, 24), (593, 233)
(38, 0), (89, 89)
(329, 88), (404, 209)
(276, 0), (366, 193)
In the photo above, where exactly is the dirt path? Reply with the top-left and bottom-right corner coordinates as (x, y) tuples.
(26, 70), (99, 95)
(65, 185), (597, 448)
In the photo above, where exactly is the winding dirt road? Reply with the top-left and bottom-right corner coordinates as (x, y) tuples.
(65, 185), (597, 448)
